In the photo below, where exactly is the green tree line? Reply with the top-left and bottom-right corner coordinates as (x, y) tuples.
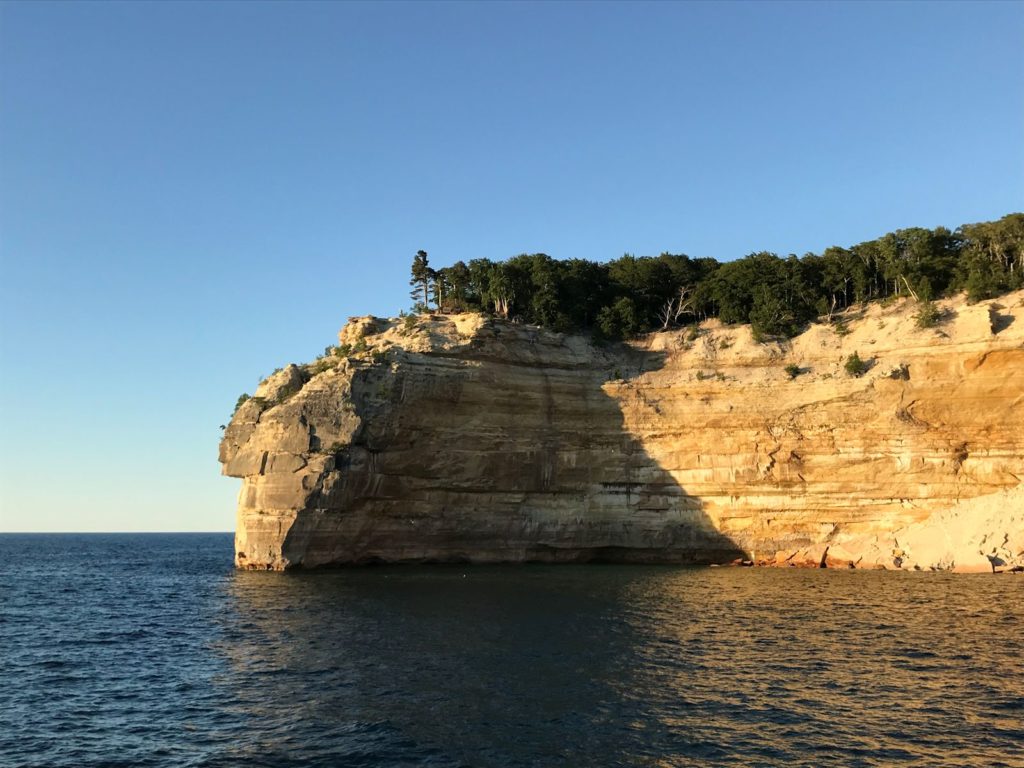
(409, 213), (1023, 340)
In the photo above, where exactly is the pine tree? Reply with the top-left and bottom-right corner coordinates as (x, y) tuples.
(409, 250), (431, 311)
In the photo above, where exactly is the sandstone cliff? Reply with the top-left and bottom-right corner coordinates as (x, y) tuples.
(220, 291), (1024, 572)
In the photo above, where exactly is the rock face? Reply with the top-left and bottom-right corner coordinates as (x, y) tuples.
(220, 292), (1024, 572)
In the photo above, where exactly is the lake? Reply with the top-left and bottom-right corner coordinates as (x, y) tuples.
(1, 533), (1021, 767)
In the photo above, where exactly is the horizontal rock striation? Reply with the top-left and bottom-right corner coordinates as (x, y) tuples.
(220, 292), (1024, 572)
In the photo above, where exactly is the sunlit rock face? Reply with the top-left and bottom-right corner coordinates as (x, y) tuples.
(220, 290), (1024, 572)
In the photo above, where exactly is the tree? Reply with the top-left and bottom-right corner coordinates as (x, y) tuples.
(596, 297), (642, 339)
(956, 214), (1024, 300)
(444, 261), (472, 311)
(400, 213), (1018, 338)
(431, 267), (449, 311)
(559, 258), (610, 328)
(750, 286), (794, 340)
(607, 254), (676, 328)
(821, 246), (862, 309)
(409, 250), (432, 311)
(488, 263), (516, 319)
(657, 285), (696, 329)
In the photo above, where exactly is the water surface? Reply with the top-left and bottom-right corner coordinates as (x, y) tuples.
(1, 534), (1021, 767)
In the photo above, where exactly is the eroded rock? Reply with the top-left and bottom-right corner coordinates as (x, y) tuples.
(221, 291), (1024, 571)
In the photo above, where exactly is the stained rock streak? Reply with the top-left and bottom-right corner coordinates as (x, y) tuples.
(220, 292), (1024, 572)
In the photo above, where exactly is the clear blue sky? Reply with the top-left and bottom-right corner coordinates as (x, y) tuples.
(1, 1), (1021, 532)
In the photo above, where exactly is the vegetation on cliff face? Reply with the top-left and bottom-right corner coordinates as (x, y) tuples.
(410, 213), (1023, 340)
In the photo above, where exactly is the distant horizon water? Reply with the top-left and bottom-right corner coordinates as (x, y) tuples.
(0, 530), (234, 535)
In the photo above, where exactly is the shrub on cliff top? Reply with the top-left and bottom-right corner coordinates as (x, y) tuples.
(914, 300), (942, 328)
(309, 358), (334, 375)
(784, 364), (801, 379)
(233, 393), (250, 414)
(274, 381), (303, 404)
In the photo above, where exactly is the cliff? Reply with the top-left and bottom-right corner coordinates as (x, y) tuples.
(220, 291), (1024, 572)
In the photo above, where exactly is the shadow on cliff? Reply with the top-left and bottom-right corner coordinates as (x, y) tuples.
(283, 317), (746, 566)
(584, 339), (747, 564)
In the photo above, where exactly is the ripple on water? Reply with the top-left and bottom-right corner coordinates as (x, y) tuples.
(1, 535), (1022, 768)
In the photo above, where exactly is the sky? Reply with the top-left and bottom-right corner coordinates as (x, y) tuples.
(0, 1), (1021, 532)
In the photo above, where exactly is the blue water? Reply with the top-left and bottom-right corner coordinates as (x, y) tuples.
(1, 534), (1022, 767)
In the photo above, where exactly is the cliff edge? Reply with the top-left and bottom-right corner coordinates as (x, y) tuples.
(220, 291), (1024, 572)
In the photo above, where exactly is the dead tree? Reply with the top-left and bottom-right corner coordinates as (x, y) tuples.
(658, 286), (697, 330)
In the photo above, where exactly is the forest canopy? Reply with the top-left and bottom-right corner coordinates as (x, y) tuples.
(408, 213), (1024, 341)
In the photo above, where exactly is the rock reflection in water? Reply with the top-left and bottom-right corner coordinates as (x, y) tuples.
(215, 566), (1024, 767)
(216, 567), (653, 766)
